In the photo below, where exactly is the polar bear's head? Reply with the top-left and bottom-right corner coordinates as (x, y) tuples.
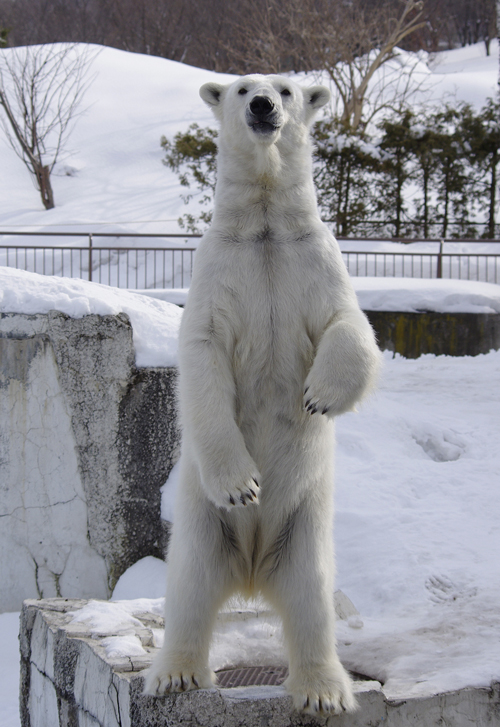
(199, 75), (330, 150)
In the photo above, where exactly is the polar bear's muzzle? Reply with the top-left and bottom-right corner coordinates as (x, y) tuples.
(246, 95), (282, 134)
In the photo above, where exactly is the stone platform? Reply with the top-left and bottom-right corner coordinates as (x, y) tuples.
(20, 598), (500, 727)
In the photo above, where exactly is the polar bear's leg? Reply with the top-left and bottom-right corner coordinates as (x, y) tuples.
(264, 506), (356, 715)
(144, 466), (236, 695)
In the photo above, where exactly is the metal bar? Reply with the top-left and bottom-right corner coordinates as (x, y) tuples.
(437, 239), (443, 278)
(88, 234), (93, 282)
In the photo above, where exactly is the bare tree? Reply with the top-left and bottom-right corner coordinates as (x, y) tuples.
(321, 0), (426, 130)
(0, 43), (96, 209)
(223, 0), (426, 132)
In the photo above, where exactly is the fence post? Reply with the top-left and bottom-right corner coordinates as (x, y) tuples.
(88, 234), (93, 282)
(437, 239), (444, 278)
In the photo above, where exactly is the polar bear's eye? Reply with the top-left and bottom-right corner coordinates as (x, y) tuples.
(281, 88), (291, 96)
(238, 88), (248, 95)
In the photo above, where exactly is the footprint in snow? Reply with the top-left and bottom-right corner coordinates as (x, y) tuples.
(412, 425), (466, 462)
(425, 575), (477, 603)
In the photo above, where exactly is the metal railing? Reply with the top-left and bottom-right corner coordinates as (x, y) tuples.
(0, 231), (199, 289)
(1, 232), (499, 287)
(342, 244), (500, 284)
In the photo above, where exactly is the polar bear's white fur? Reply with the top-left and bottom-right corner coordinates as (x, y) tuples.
(144, 75), (381, 715)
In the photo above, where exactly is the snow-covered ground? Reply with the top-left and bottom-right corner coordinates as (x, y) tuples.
(2, 346), (499, 725)
(1, 268), (500, 724)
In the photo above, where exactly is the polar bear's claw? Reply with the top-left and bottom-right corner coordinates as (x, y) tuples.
(303, 391), (334, 417)
(224, 478), (260, 509)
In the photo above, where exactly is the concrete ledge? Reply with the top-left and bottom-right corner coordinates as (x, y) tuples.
(20, 598), (500, 727)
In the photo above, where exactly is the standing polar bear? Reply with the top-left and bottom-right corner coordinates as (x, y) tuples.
(144, 75), (380, 715)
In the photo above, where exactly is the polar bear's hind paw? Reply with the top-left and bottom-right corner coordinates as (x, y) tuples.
(285, 666), (357, 716)
(143, 663), (215, 696)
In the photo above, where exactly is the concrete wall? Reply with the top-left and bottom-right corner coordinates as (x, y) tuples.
(366, 311), (500, 358)
(0, 312), (180, 612)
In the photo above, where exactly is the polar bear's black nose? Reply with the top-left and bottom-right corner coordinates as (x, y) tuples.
(250, 96), (274, 117)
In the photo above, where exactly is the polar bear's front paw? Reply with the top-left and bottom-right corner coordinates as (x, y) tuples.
(201, 457), (261, 511)
(285, 664), (357, 716)
(221, 473), (261, 511)
(303, 371), (361, 418)
(303, 385), (333, 417)
(303, 383), (346, 418)
(143, 658), (215, 696)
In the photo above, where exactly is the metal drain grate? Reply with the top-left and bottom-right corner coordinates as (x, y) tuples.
(216, 666), (288, 688)
(215, 667), (378, 689)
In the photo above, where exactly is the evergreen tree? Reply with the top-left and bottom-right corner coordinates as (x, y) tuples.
(410, 117), (441, 238)
(376, 110), (415, 237)
(461, 98), (500, 238)
(160, 123), (218, 233)
(312, 120), (380, 236)
(429, 106), (472, 237)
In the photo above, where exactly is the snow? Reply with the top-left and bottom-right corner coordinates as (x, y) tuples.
(352, 278), (500, 314)
(160, 460), (181, 522)
(1, 40), (499, 726)
(0, 267), (182, 367)
(0, 613), (21, 727)
(0, 41), (497, 236)
(68, 598), (164, 636)
(111, 556), (168, 601)
(132, 279), (500, 317)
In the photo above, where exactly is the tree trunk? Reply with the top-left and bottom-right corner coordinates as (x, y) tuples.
(488, 148), (497, 239)
(498, 0), (500, 91)
(423, 166), (429, 239)
(35, 163), (55, 210)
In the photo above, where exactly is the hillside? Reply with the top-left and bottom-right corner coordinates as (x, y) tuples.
(0, 41), (498, 238)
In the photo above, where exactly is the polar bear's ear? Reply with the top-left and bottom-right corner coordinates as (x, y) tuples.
(303, 85), (331, 112)
(200, 82), (225, 108)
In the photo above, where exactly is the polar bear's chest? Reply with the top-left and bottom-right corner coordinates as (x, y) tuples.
(227, 238), (321, 379)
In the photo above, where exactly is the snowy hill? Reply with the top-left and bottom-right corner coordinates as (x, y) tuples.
(0, 41), (498, 236)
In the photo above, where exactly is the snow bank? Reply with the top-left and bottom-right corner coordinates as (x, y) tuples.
(352, 277), (500, 314)
(0, 267), (182, 366)
(129, 278), (500, 315)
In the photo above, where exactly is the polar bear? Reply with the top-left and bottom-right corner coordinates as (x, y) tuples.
(144, 75), (380, 715)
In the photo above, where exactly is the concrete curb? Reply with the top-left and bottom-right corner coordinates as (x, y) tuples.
(20, 599), (500, 727)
